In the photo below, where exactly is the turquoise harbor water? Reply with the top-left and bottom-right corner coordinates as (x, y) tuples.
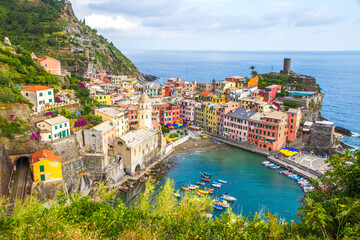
(159, 147), (304, 221)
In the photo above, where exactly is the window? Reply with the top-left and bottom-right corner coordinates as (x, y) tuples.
(39, 92), (43, 97)
(49, 99), (52, 103)
(26, 92), (28, 96)
(60, 124), (62, 128)
(65, 123), (67, 127)
(40, 165), (45, 173)
(40, 174), (45, 182)
(48, 135), (51, 139)
(48, 91), (51, 95)
(55, 126), (58, 130)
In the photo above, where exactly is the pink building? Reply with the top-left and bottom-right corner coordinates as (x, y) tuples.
(151, 114), (160, 130)
(247, 111), (288, 151)
(223, 108), (256, 141)
(38, 56), (61, 76)
(259, 85), (282, 102)
(180, 100), (196, 124)
(215, 102), (240, 135)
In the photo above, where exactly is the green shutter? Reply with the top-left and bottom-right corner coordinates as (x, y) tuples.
(40, 174), (45, 182)
(40, 165), (45, 172)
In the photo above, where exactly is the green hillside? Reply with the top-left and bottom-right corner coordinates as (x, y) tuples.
(0, 0), (140, 77)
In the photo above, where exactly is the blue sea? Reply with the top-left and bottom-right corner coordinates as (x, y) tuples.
(125, 50), (360, 148)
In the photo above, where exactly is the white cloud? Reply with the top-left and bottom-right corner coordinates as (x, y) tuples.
(85, 14), (139, 31)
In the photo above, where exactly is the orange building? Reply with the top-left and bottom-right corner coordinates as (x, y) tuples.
(287, 109), (301, 142)
(247, 76), (259, 87)
(247, 111), (288, 151)
(38, 56), (61, 76)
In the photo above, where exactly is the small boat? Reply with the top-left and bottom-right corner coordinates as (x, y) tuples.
(220, 194), (237, 202)
(181, 187), (190, 191)
(201, 178), (210, 182)
(200, 172), (212, 178)
(218, 179), (227, 184)
(261, 161), (270, 165)
(212, 199), (230, 208)
(213, 205), (223, 210)
(299, 182), (310, 186)
(197, 192), (204, 196)
(198, 190), (209, 195)
(284, 172), (294, 175)
(212, 183), (222, 188)
(203, 187), (214, 193)
(201, 175), (211, 179)
(265, 163), (274, 167)
(270, 165), (280, 169)
(279, 170), (289, 174)
(196, 181), (205, 185)
(173, 192), (181, 198)
(212, 181), (221, 185)
(189, 184), (199, 189)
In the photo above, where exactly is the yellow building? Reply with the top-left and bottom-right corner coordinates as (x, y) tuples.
(94, 94), (112, 106)
(95, 107), (129, 137)
(238, 98), (256, 109)
(206, 104), (220, 133)
(212, 96), (227, 103)
(31, 150), (62, 182)
(195, 103), (208, 127)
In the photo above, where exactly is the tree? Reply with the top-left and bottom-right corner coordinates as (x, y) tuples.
(298, 150), (360, 239)
(249, 66), (255, 75)
(252, 71), (258, 76)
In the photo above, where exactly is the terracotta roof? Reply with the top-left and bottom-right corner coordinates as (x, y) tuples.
(200, 91), (212, 96)
(31, 149), (62, 165)
(37, 56), (60, 63)
(23, 85), (52, 91)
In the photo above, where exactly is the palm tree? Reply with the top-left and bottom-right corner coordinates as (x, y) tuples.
(249, 66), (255, 75)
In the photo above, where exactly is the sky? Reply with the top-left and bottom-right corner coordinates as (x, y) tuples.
(70, 0), (360, 51)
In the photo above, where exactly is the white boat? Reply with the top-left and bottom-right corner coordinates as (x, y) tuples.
(218, 179), (227, 184)
(212, 183), (222, 188)
(173, 192), (181, 198)
(189, 184), (199, 189)
(220, 194), (237, 201)
(261, 161), (270, 165)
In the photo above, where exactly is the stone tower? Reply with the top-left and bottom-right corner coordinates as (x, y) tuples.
(138, 92), (152, 129)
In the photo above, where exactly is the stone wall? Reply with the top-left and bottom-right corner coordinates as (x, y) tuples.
(310, 124), (335, 149)
(61, 156), (86, 192)
(51, 136), (80, 161)
(0, 143), (13, 196)
(0, 104), (32, 120)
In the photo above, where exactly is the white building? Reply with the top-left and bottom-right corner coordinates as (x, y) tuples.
(21, 85), (54, 112)
(36, 116), (70, 141)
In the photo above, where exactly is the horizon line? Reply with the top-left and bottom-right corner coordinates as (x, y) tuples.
(121, 48), (360, 52)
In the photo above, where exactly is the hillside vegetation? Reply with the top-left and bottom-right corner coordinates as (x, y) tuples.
(0, 0), (140, 77)
(0, 150), (359, 239)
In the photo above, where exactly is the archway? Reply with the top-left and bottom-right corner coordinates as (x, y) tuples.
(135, 164), (141, 177)
(14, 156), (30, 200)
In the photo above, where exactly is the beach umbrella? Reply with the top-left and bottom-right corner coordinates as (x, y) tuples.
(165, 123), (172, 127)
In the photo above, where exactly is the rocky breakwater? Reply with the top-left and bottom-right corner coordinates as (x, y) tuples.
(335, 126), (352, 137)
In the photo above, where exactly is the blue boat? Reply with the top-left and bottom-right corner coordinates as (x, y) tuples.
(279, 170), (289, 174)
(213, 205), (223, 210)
(201, 174), (211, 179)
(200, 172), (213, 177)
(212, 181), (222, 185)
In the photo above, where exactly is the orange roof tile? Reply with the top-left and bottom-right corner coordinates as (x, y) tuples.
(37, 56), (60, 63)
(200, 91), (212, 96)
(23, 85), (52, 91)
(31, 149), (62, 165)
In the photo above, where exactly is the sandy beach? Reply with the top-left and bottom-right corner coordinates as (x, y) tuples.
(174, 136), (228, 154)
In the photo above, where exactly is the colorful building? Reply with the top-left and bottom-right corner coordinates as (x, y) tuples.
(247, 111), (288, 151)
(180, 100), (196, 124)
(37, 56), (61, 76)
(215, 81), (236, 96)
(247, 76), (259, 87)
(83, 120), (116, 155)
(31, 149), (62, 182)
(216, 102), (240, 135)
(36, 116), (70, 141)
(152, 103), (181, 125)
(287, 108), (302, 141)
(95, 107), (129, 137)
(225, 76), (246, 89)
(94, 94), (112, 106)
(259, 85), (282, 102)
(223, 108), (256, 141)
(21, 85), (54, 112)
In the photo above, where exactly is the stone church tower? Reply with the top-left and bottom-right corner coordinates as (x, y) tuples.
(138, 92), (152, 129)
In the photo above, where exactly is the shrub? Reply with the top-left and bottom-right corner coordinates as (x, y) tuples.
(161, 125), (170, 133)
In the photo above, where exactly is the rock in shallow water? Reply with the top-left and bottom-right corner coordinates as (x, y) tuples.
(335, 126), (352, 137)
